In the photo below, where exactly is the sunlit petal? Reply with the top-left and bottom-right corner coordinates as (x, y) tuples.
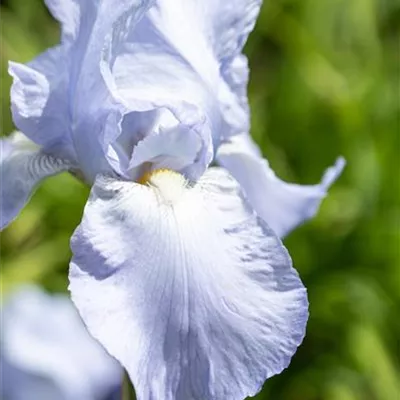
(217, 134), (346, 237)
(102, 0), (263, 170)
(9, 0), (153, 182)
(69, 167), (308, 400)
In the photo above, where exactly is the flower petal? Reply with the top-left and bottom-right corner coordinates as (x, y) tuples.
(102, 0), (263, 171)
(69, 168), (308, 400)
(9, 1), (153, 182)
(215, 0), (262, 139)
(129, 124), (202, 177)
(0, 132), (70, 230)
(10, 0), (260, 180)
(124, 110), (213, 181)
(68, 0), (153, 181)
(9, 49), (75, 161)
(44, 0), (79, 42)
(101, 14), (217, 177)
(217, 134), (346, 237)
(1, 285), (121, 400)
(218, 54), (250, 140)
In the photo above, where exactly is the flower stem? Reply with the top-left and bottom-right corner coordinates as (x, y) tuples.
(122, 370), (136, 400)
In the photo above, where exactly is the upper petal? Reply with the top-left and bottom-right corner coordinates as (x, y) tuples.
(9, 1), (153, 182)
(102, 0), (263, 170)
(69, 168), (308, 400)
(0, 132), (70, 230)
(103, 0), (260, 109)
(9, 0), (260, 180)
(1, 285), (121, 400)
(9, 47), (75, 161)
(44, 0), (79, 42)
(217, 134), (346, 237)
(101, 9), (218, 178)
(69, 0), (153, 181)
(128, 121), (207, 181)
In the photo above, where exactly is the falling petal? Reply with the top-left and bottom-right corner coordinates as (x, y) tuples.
(217, 134), (346, 237)
(69, 167), (308, 400)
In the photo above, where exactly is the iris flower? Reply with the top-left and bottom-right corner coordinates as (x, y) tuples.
(0, 0), (344, 399)
(1, 285), (121, 400)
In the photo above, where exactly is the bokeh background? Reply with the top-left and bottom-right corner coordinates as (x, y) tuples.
(1, 0), (399, 399)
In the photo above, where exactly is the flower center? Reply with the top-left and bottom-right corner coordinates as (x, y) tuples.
(138, 169), (188, 205)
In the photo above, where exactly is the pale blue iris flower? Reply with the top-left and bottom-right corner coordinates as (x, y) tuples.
(1, 285), (121, 400)
(0, 0), (345, 399)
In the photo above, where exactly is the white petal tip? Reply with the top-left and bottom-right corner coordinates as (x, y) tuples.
(321, 156), (346, 189)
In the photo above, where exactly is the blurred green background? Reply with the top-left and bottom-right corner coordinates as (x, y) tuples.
(1, 0), (399, 399)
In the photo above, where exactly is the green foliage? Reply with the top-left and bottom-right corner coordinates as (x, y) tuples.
(1, 0), (399, 399)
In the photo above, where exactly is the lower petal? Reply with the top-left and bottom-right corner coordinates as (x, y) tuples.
(217, 134), (345, 237)
(0, 132), (70, 229)
(69, 167), (308, 400)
